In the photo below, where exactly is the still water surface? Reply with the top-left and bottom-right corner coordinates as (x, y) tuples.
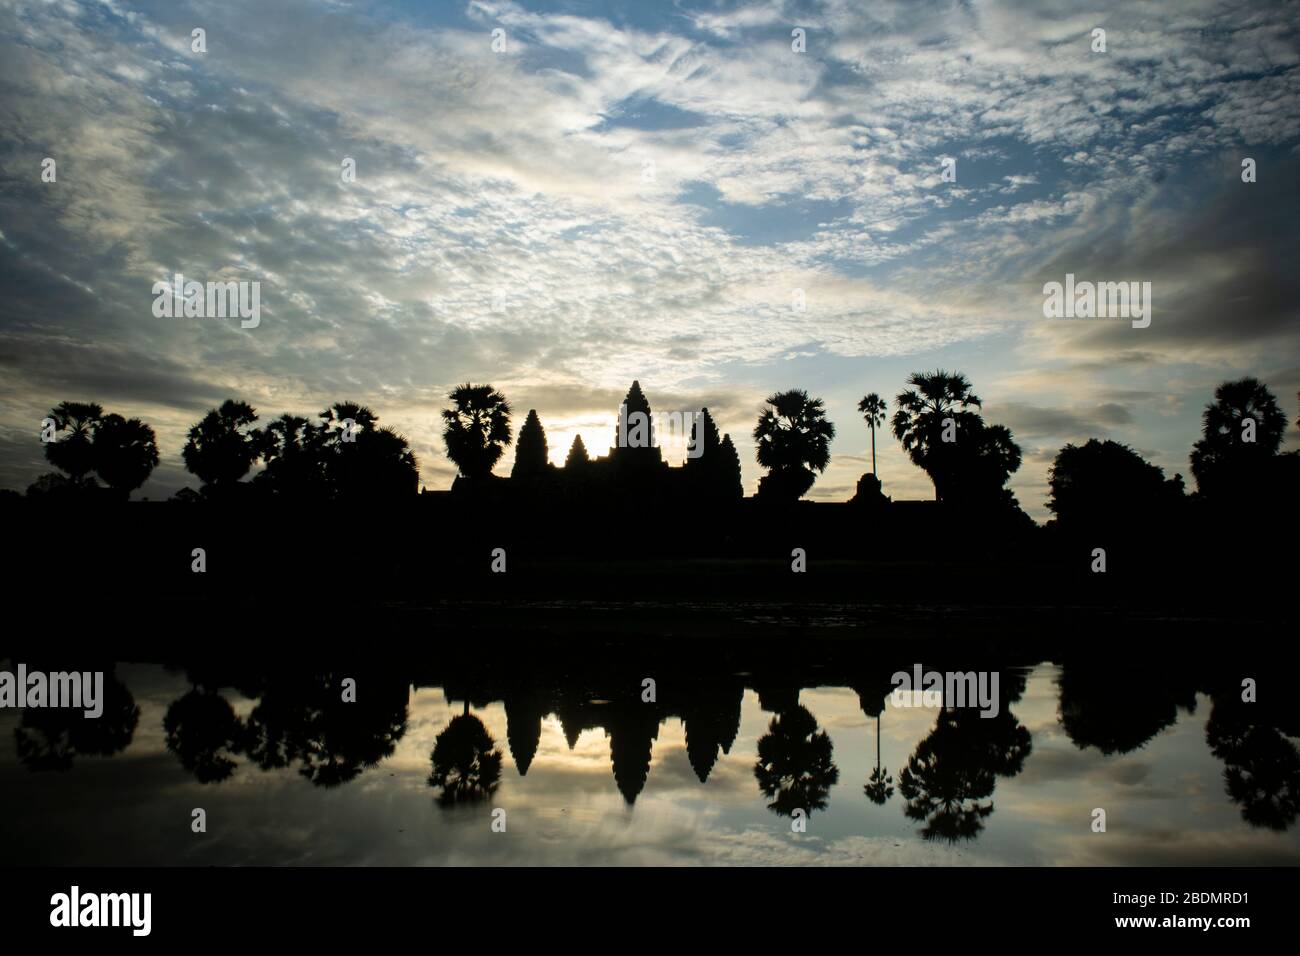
(2, 659), (1297, 865)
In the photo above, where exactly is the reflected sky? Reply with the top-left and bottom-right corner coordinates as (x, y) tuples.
(2, 662), (1297, 866)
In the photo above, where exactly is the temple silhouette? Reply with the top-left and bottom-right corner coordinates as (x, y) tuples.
(470, 380), (745, 507)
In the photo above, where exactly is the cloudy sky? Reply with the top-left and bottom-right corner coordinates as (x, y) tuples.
(1, 0), (1297, 516)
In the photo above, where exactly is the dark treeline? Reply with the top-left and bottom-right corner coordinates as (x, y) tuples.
(4, 372), (1297, 616)
(11, 372), (1297, 520)
(7, 636), (1298, 838)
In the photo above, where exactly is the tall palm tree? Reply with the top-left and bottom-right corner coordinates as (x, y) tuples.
(752, 389), (835, 501)
(891, 370), (983, 500)
(441, 384), (512, 480)
(44, 401), (103, 484)
(857, 392), (887, 475)
(863, 712), (894, 805)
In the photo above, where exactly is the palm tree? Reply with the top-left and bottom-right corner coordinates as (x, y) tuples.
(92, 414), (159, 499)
(857, 392), (887, 475)
(964, 422), (1023, 504)
(752, 389), (835, 501)
(891, 370), (983, 501)
(321, 402), (418, 498)
(44, 401), (103, 484)
(1190, 378), (1287, 496)
(256, 413), (328, 498)
(441, 384), (512, 480)
(182, 400), (261, 491)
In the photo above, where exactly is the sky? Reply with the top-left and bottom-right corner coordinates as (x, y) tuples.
(1, 0), (1298, 518)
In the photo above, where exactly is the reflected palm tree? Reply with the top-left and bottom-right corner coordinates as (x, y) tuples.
(897, 708), (1031, 842)
(753, 705), (839, 817)
(864, 711), (894, 806)
(428, 703), (503, 807)
(853, 670), (896, 805)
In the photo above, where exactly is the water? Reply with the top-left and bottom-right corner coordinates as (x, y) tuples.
(2, 659), (1297, 866)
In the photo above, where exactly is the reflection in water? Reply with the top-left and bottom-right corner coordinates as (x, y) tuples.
(897, 673), (1032, 842)
(15, 666), (138, 772)
(1057, 663), (1197, 755)
(161, 673), (411, 788)
(429, 705), (502, 806)
(754, 704), (839, 817)
(3, 651), (1300, 865)
(898, 708), (1031, 842)
(855, 673), (895, 806)
(1206, 693), (1300, 831)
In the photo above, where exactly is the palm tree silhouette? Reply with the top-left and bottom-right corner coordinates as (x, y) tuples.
(1190, 377), (1288, 496)
(92, 414), (159, 499)
(428, 702), (504, 806)
(256, 413), (329, 498)
(857, 392), (887, 476)
(441, 384), (512, 480)
(182, 399), (261, 493)
(43, 401), (103, 485)
(322, 403), (419, 498)
(752, 390), (835, 501)
(891, 370), (982, 501)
